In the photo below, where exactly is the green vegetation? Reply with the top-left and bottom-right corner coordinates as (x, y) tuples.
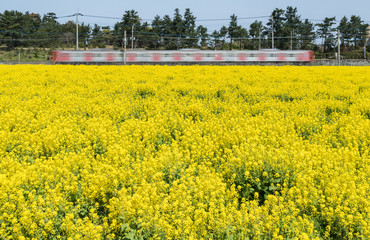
(0, 47), (51, 62)
(0, 6), (369, 58)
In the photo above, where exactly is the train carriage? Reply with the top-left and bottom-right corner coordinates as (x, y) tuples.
(52, 49), (314, 64)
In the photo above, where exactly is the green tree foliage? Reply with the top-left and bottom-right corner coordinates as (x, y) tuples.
(59, 20), (90, 49)
(337, 15), (368, 51)
(338, 16), (350, 50)
(101, 26), (114, 46)
(266, 8), (286, 49)
(172, 8), (184, 36)
(149, 15), (162, 49)
(24, 12), (42, 46)
(0, 10), (39, 48)
(219, 26), (228, 50)
(212, 26), (228, 50)
(37, 13), (61, 48)
(148, 9), (198, 49)
(90, 24), (105, 48)
(298, 19), (315, 50)
(360, 23), (370, 49)
(228, 14), (239, 49)
(238, 27), (249, 50)
(161, 15), (175, 49)
(210, 30), (220, 50)
(348, 15), (363, 49)
(196, 25), (208, 48)
(249, 21), (265, 49)
(263, 6), (315, 50)
(316, 17), (336, 53)
(114, 10), (147, 49)
(225, 14), (249, 50)
(0, 7), (369, 55)
(171, 8), (184, 49)
(183, 8), (197, 48)
(283, 7), (301, 49)
(60, 21), (75, 46)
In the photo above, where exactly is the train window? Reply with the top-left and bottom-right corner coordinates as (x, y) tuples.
(165, 54), (170, 57)
(206, 54), (212, 57)
(250, 54), (255, 57)
(289, 54), (294, 57)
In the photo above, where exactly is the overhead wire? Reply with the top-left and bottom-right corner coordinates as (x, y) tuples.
(54, 12), (370, 24)
(83, 15), (121, 20)
(55, 13), (368, 36)
(0, 12), (368, 44)
(2, 35), (369, 43)
(56, 15), (75, 19)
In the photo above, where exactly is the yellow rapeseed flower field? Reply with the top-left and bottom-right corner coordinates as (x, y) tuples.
(0, 65), (369, 239)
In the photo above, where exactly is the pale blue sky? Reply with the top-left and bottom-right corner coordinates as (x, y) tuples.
(1, 0), (369, 32)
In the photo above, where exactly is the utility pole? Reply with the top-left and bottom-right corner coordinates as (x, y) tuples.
(258, 27), (261, 50)
(74, 12), (83, 50)
(290, 30), (293, 50)
(124, 30), (127, 64)
(364, 26), (370, 59)
(365, 33), (368, 59)
(131, 25), (134, 50)
(271, 16), (274, 49)
(338, 29), (341, 65)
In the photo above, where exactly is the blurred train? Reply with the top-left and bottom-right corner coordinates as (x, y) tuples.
(51, 49), (314, 64)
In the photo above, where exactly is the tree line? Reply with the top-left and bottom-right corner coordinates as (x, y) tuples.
(0, 7), (369, 54)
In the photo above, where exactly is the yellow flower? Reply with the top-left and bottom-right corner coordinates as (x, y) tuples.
(0, 65), (368, 239)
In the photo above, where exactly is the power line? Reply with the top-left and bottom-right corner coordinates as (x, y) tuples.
(2, 35), (369, 42)
(0, 13), (368, 43)
(1, 26), (368, 39)
(308, 18), (370, 23)
(196, 16), (270, 22)
(52, 13), (369, 36)
(56, 13), (271, 22)
(55, 13), (370, 27)
(83, 14), (121, 20)
(0, 37), (62, 41)
(56, 15), (74, 19)
(0, 30), (66, 36)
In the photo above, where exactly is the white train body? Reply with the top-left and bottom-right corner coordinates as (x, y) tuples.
(52, 50), (314, 64)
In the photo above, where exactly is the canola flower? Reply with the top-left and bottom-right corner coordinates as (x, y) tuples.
(0, 65), (369, 239)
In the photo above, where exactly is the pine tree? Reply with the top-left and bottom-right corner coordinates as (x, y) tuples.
(283, 6), (302, 49)
(299, 19), (315, 50)
(348, 15), (363, 49)
(114, 10), (142, 49)
(228, 14), (239, 50)
(338, 16), (350, 50)
(316, 17), (336, 53)
(38, 13), (60, 48)
(197, 25), (208, 48)
(172, 8), (184, 49)
(183, 8), (197, 48)
(249, 21), (264, 49)
(266, 8), (286, 49)
(150, 15), (163, 49)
